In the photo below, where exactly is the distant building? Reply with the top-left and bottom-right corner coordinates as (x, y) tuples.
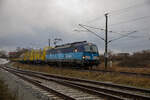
(8, 52), (17, 58)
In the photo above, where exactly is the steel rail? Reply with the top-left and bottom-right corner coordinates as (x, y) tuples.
(3, 66), (150, 100)
(5, 65), (150, 94)
(6, 63), (150, 78)
(1, 68), (76, 100)
(3, 67), (122, 100)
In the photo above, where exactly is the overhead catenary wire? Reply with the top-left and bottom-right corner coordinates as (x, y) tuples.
(111, 27), (150, 39)
(77, 11), (144, 69)
(78, 24), (139, 43)
(75, 1), (150, 67)
(109, 13), (150, 39)
(82, 1), (150, 30)
(109, 15), (150, 26)
(77, 24), (140, 39)
(78, 24), (104, 30)
(85, 1), (149, 24)
(109, 1), (149, 15)
(81, 17), (150, 38)
(108, 31), (137, 43)
(82, 0), (149, 26)
(109, 31), (139, 39)
(78, 24), (139, 39)
(79, 24), (105, 41)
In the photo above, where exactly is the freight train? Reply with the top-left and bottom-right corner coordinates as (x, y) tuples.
(20, 41), (100, 68)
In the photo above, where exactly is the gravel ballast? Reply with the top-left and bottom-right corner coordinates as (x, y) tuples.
(0, 59), (53, 100)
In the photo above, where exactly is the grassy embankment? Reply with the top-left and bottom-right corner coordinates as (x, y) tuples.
(12, 62), (150, 89)
(0, 78), (17, 100)
(96, 62), (150, 74)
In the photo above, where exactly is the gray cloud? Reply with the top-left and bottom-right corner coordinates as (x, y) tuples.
(0, 0), (150, 53)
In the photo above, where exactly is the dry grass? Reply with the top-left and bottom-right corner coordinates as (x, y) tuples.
(11, 62), (150, 89)
(96, 62), (150, 74)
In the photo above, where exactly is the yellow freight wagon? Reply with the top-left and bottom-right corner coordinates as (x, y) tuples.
(34, 49), (41, 63)
(23, 50), (31, 62)
(21, 46), (52, 64)
(29, 49), (34, 62)
(39, 46), (52, 63)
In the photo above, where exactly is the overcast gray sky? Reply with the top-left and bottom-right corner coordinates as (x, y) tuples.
(0, 0), (150, 53)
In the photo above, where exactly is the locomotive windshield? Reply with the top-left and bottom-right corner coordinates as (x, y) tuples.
(84, 45), (98, 53)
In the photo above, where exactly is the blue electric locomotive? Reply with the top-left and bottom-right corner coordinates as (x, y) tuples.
(46, 41), (100, 68)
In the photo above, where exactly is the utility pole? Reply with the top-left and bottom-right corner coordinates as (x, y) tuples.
(105, 13), (108, 69)
(48, 33), (50, 47)
(48, 39), (50, 47)
(77, 13), (137, 70)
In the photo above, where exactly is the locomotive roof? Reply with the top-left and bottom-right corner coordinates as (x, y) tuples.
(54, 41), (89, 49)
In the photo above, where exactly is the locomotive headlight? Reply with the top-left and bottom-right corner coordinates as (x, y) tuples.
(82, 56), (85, 59)
(83, 56), (90, 59)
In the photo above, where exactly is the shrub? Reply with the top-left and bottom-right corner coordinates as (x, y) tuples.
(118, 50), (150, 67)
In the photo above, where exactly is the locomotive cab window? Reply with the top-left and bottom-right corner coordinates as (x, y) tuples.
(91, 45), (98, 53)
(84, 45), (90, 52)
(84, 45), (98, 53)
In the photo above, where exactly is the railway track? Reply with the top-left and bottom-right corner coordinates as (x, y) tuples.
(2, 66), (150, 100)
(1, 67), (122, 100)
(9, 61), (150, 78)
